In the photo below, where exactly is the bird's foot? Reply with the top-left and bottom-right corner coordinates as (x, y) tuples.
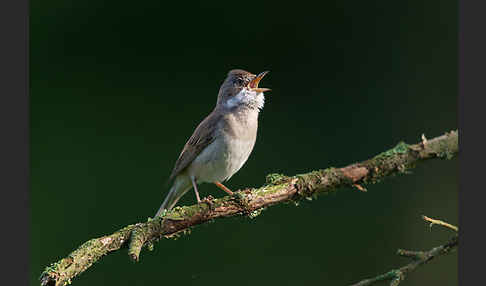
(202, 195), (215, 202)
(230, 191), (253, 216)
(214, 181), (234, 195)
(201, 195), (215, 210)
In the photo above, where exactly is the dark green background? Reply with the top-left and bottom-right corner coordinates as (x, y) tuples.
(31, 1), (458, 285)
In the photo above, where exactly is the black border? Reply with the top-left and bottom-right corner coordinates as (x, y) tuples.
(459, 0), (485, 285)
(0, 0), (29, 285)
(1, 0), (482, 285)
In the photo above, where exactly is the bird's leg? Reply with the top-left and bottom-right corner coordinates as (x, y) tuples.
(214, 181), (234, 195)
(191, 176), (201, 203)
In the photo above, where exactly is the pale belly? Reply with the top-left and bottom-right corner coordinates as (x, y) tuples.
(187, 135), (256, 183)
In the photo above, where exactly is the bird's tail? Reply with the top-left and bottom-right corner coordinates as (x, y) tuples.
(154, 175), (192, 218)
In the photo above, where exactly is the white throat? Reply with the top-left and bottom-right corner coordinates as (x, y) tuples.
(224, 88), (265, 111)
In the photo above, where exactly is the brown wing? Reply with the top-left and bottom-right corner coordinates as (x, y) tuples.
(168, 110), (222, 181)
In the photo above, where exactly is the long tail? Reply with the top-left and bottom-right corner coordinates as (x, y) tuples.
(154, 175), (192, 217)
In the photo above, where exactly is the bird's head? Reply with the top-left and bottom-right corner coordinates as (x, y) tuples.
(217, 69), (270, 110)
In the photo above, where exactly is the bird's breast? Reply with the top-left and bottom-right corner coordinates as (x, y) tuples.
(218, 133), (257, 181)
(188, 110), (259, 183)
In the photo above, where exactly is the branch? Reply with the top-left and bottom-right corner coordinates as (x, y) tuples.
(40, 130), (458, 286)
(422, 215), (458, 232)
(349, 217), (459, 286)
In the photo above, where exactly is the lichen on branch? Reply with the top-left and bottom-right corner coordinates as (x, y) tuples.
(40, 130), (458, 286)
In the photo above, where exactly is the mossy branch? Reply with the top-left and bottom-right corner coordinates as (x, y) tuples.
(349, 216), (458, 286)
(40, 130), (458, 286)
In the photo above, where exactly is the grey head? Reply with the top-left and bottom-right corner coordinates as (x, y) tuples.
(216, 69), (271, 110)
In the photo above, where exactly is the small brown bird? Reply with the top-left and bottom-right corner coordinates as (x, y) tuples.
(155, 69), (270, 217)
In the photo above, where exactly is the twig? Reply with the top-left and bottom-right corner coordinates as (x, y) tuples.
(40, 130), (458, 286)
(349, 217), (459, 286)
(422, 215), (458, 232)
(353, 183), (367, 192)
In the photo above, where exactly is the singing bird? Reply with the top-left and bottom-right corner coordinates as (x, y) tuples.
(155, 69), (270, 217)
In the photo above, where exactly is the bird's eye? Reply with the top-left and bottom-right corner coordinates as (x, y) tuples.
(234, 78), (244, 86)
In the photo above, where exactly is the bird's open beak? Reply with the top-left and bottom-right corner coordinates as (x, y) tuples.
(248, 71), (271, 93)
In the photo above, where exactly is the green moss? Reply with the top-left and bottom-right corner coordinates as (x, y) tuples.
(265, 173), (289, 185)
(294, 168), (341, 198)
(255, 182), (289, 197)
(230, 192), (252, 214)
(321, 168), (343, 187)
(437, 150), (455, 160)
(147, 242), (155, 251)
(248, 207), (267, 219)
(42, 261), (61, 276)
(362, 141), (417, 184)
(397, 164), (410, 174)
(432, 134), (456, 160)
(234, 192), (247, 201)
(164, 228), (192, 240)
(164, 204), (206, 220)
(376, 141), (409, 159)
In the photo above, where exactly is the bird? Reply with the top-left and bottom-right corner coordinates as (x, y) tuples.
(154, 69), (270, 217)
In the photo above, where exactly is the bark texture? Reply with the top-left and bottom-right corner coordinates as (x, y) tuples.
(40, 130), (458, 286)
